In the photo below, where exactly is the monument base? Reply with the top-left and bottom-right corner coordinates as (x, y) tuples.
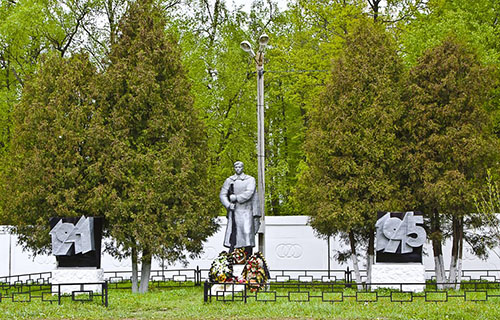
(371, 263), (425, 292)
(210, 264), (246, 296)
(51, 267), (104, 295)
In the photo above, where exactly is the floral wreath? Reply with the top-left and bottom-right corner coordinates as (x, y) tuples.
(242, 252), (270, 292)
(209, 251), (234, 283)
(231, 248), (247, 264)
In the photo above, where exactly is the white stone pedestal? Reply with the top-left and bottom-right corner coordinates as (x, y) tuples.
(51, 268), (104, 295)
(371, 263), (426, 292)
(210, 264), (246, 296)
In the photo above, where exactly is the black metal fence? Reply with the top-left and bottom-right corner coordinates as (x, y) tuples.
(104, 268), (201, 289)
(2, 268), (500, 306)
(0, 280), (108, 306)
(326, 268), (500, 284)
(200, 267), (500, 284)
(202, 268), (500, 304)
(198, 268), (352, 283)
(0, 272), (52, 286)
(203, 280), (500, 304)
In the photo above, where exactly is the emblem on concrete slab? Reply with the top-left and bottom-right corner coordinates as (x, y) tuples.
(50, 216), (95, 256)
(49, 216), (104, 268)
(375, 211), (426, 263)
(276, 243), (303, 259)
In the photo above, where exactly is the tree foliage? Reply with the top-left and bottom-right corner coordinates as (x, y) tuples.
(174, 0), (258, 188)
(297, 21), (405, 253)
(1, 1), (218, 294)
(95, 0), (218, 291)
(264, 0), (365, 215)
(401, 0), (500, 66)
(174, 0), (368, 216)
(0, 0), (113, 225)
(402, 37), (499, 285)
(399, 0), (500, 135)
(0, 52), (98, 253)
(403, 38), (497, 216)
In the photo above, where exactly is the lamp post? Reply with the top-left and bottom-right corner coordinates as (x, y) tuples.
(241, 34), (269, 255)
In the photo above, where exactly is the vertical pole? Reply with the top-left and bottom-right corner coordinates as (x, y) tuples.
(203, 281), (209, 303)
(104, 281), (109, 307)
(198, 266), (202, 286)
(244, 283), (247, 304)
(256, 57), (265, 256)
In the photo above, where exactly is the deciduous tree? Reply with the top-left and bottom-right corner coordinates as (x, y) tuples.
(265, 0), (364, 216)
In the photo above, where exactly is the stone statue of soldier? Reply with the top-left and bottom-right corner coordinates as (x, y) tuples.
(220, 161), (261, 256)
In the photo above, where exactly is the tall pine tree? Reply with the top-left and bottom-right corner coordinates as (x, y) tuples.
(0, 52), (99, 253)
(297, 21), (405, 283)
(402, 38), (499, 288)
(95, 0), (218, 293)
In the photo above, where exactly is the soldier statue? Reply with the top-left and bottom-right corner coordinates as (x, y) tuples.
(220, 161), (260, 257)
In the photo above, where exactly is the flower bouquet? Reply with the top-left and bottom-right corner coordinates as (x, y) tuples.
(209, 251), (234, 283)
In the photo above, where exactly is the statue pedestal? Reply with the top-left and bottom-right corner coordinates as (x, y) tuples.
(51, 267), (104, 295)
(232, 264), (245, 281)
(371, 263), (425, 292)
(210, 264), (246, 297)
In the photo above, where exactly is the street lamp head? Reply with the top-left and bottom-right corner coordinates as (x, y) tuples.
(259, 34), (269, 46)
(240, 41), (255, 57)
(258, 34), (269, 52)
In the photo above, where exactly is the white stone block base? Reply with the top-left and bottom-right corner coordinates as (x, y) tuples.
(51, 268), (104, 295)
(371, 263), (425, 292)
(210, 283), (246, 297)
(210, 264), (246, 296)
(232, 264), (245, 280)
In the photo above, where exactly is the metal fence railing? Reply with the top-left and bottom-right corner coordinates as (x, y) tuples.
(104, 268), (200, 289)
(0, 272), (52, 285)
(204, 280), (500, 304)
(0, 281), (108, 306)
(3, 268), (500, 306)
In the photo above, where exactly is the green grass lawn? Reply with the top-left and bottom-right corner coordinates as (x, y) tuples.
(1, 285), (500, 319)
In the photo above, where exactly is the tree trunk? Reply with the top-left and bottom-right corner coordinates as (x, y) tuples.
(431, 211), (446, 289)
(449, 217), (459, 288)
(457, 231), (464, 291)
(139, 250), (152, 293)
(449, 216), (465, 290)
(349, 231), (362, 290)
(434, 253), (446, 290)
(451, 217), (464, 290)
(131, 247), (139, 293)
(366, 229), (375, 287)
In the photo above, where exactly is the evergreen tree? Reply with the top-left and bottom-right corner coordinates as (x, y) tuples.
(96, 0), (218, 293)
(297, 21), (405, 283)
(0, 52), (99, 253)
(402, 38), (499, 288)
(400, 0), (500, 135)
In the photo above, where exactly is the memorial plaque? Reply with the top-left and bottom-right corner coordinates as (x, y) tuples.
(375, 211), (426, 263)
(49, 216), (103, 268)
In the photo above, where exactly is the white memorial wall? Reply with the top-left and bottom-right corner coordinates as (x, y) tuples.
(1, 216), (500, 277)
